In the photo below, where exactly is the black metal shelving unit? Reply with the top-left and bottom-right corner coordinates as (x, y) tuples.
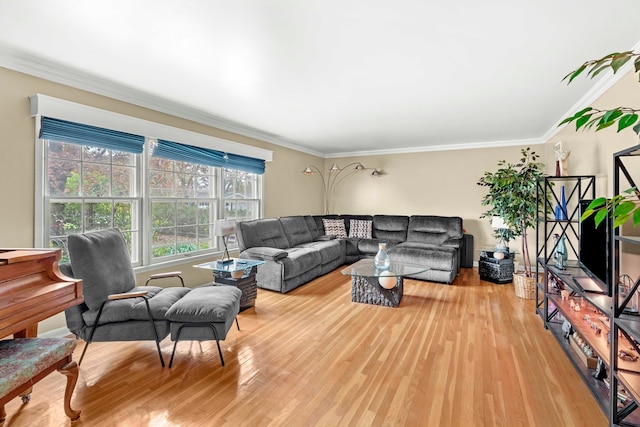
(609, 144), (640, 427)
(535, 175), (596, 325)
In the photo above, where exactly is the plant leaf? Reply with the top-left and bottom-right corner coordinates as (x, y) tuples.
(594, 209), (609, 228)
(563, 64), (587, 83)
(634, 208), (640, 227)
(634, 121), (640, 135)
(611, 55), (632, 73)
(586, 197), (607, 210)
(614, 200), (636, 216)
(576, 114), (593, 129)
(614, 213), (630, 228)
(618, 114), (639, 132)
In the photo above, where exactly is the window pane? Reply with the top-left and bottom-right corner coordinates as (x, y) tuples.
(195, 174), (212, 198)
(152, 228), (175, 258)
(149, 157), (173, 171)
(112, 151), (134, 166)
(48, 160), (80, 196)
(48, 140), (80, 160)
(197, 225), (212, 249)
(152, 202), (176, 228)
(49, 236), (70, 263)
(83, 146), (111, 163)
(83, 163), (111, 197)
(177, 202), (197, 226)
(176, 226), (197, 253)
(112, 166), (135, 197)
(114, 201), (133, 230)
(85, 202), (113, 231)
(50, 202), (82, 236)
(174, 173), (194, 198)
(149, 170), (173, 197)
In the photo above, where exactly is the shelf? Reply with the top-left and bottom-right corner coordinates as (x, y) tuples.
(617, 318), (640, 345)
(546, 321), (610, 415)
(616, 235), (640, 245)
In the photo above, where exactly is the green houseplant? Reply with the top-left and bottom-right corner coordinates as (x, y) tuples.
(560, 50), (640, 228)
(477, 147), (547, 278)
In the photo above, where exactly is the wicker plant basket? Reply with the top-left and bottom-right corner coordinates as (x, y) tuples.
(513, 273), (539, 300)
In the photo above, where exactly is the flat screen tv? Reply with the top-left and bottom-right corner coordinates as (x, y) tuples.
(579, 199), (612, 295)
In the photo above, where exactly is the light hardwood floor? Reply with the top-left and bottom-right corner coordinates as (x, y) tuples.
(4, 268), (606, 426)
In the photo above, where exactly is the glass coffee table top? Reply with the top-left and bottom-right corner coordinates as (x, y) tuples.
(340, 258), (429, 278)
(194, 258), (264, 273)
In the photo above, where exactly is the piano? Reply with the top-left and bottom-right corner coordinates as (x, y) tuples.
(0, 249), (83, 338)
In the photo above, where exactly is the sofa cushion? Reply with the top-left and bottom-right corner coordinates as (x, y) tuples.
(348, 219), (373, 238)
(304, 215), (322, 239)
(280, 247), (322, 279)
(280, 216), (314, 247)
(389, 245), (457, 271)
(373, 215), (409, 241)
(68, 228), (136, 311)
(357, 239), (400, 255)
(323, 219), (347, 238)
(242, 247), (288, 261)
(297, 239), (344, 265)
(237, 218), (290, 250)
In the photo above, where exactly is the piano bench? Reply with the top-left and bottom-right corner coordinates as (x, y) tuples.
(0, 338), (81, 423)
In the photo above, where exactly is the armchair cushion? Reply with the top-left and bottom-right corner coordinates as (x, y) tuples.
(81, 286), (191, 326)
(67, 228), (136, 311)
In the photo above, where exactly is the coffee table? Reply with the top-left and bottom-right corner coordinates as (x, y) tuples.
(194, 259), (265, 311)
(340, 259), (429, 307)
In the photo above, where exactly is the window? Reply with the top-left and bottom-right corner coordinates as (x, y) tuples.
(47, 140), (141, 263)
(44, 140), (262, 265)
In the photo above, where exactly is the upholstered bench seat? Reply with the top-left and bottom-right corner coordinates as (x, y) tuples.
(0, 338), (80, 422)
(165, 286), (242, 367)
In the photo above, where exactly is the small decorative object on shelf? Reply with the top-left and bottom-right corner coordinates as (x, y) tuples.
(553, 141), (571, 177)
(553, 233), (568, 269)
(374, 242), (391, 270)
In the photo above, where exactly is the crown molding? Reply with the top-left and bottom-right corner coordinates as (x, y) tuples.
(0, 43), (326, 158)
(323, 137), (545, 158)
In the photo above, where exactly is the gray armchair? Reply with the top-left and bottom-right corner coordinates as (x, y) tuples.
(62, 228), (189, 367)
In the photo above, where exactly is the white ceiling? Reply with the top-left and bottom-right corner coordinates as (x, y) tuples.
(1, 0), (640, 157)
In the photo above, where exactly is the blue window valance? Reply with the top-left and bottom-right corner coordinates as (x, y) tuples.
(153, 139), (265, 175)
(40, 117), (145, 154)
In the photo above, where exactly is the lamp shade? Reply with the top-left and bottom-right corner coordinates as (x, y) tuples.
(214, 219), (237, 237)
(491, 216), (508, 229)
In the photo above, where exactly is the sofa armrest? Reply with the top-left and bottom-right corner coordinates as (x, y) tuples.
(442, 237), (462, 248)
(314, 235), (336, 241)
(242, 247), (289, 261)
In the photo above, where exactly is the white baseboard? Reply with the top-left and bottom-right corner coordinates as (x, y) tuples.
(38, 326), (73, 338)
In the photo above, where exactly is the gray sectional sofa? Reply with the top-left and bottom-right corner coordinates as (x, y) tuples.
(236, 214), (467, 293)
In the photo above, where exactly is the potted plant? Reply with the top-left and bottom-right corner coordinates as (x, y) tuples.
(477, 148), (548, 293)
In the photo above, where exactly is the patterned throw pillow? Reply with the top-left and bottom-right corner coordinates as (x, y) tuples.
(348, 219), (372, 239)
(322, 219), (347, 238)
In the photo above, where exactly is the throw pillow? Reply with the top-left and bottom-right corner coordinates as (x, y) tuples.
(322, 219), (347, 238)
(348, 219), (372, 239)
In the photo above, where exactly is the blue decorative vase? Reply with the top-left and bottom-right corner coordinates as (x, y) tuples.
(374, 243), (391, 270)
(560, 186), (567, 220)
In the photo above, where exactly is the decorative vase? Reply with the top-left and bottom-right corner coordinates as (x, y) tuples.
(374, 243), (391, 270)
(554, 234), (568, 269)
(560, 186), (567, 220)
(378, 270), (396, 289)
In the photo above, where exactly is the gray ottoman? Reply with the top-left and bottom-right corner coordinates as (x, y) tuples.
(165, 286), (242, 367)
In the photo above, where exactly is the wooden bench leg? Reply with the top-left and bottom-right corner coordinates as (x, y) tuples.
(1, 405), (6, 423)
(58, 360), (81, 421)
